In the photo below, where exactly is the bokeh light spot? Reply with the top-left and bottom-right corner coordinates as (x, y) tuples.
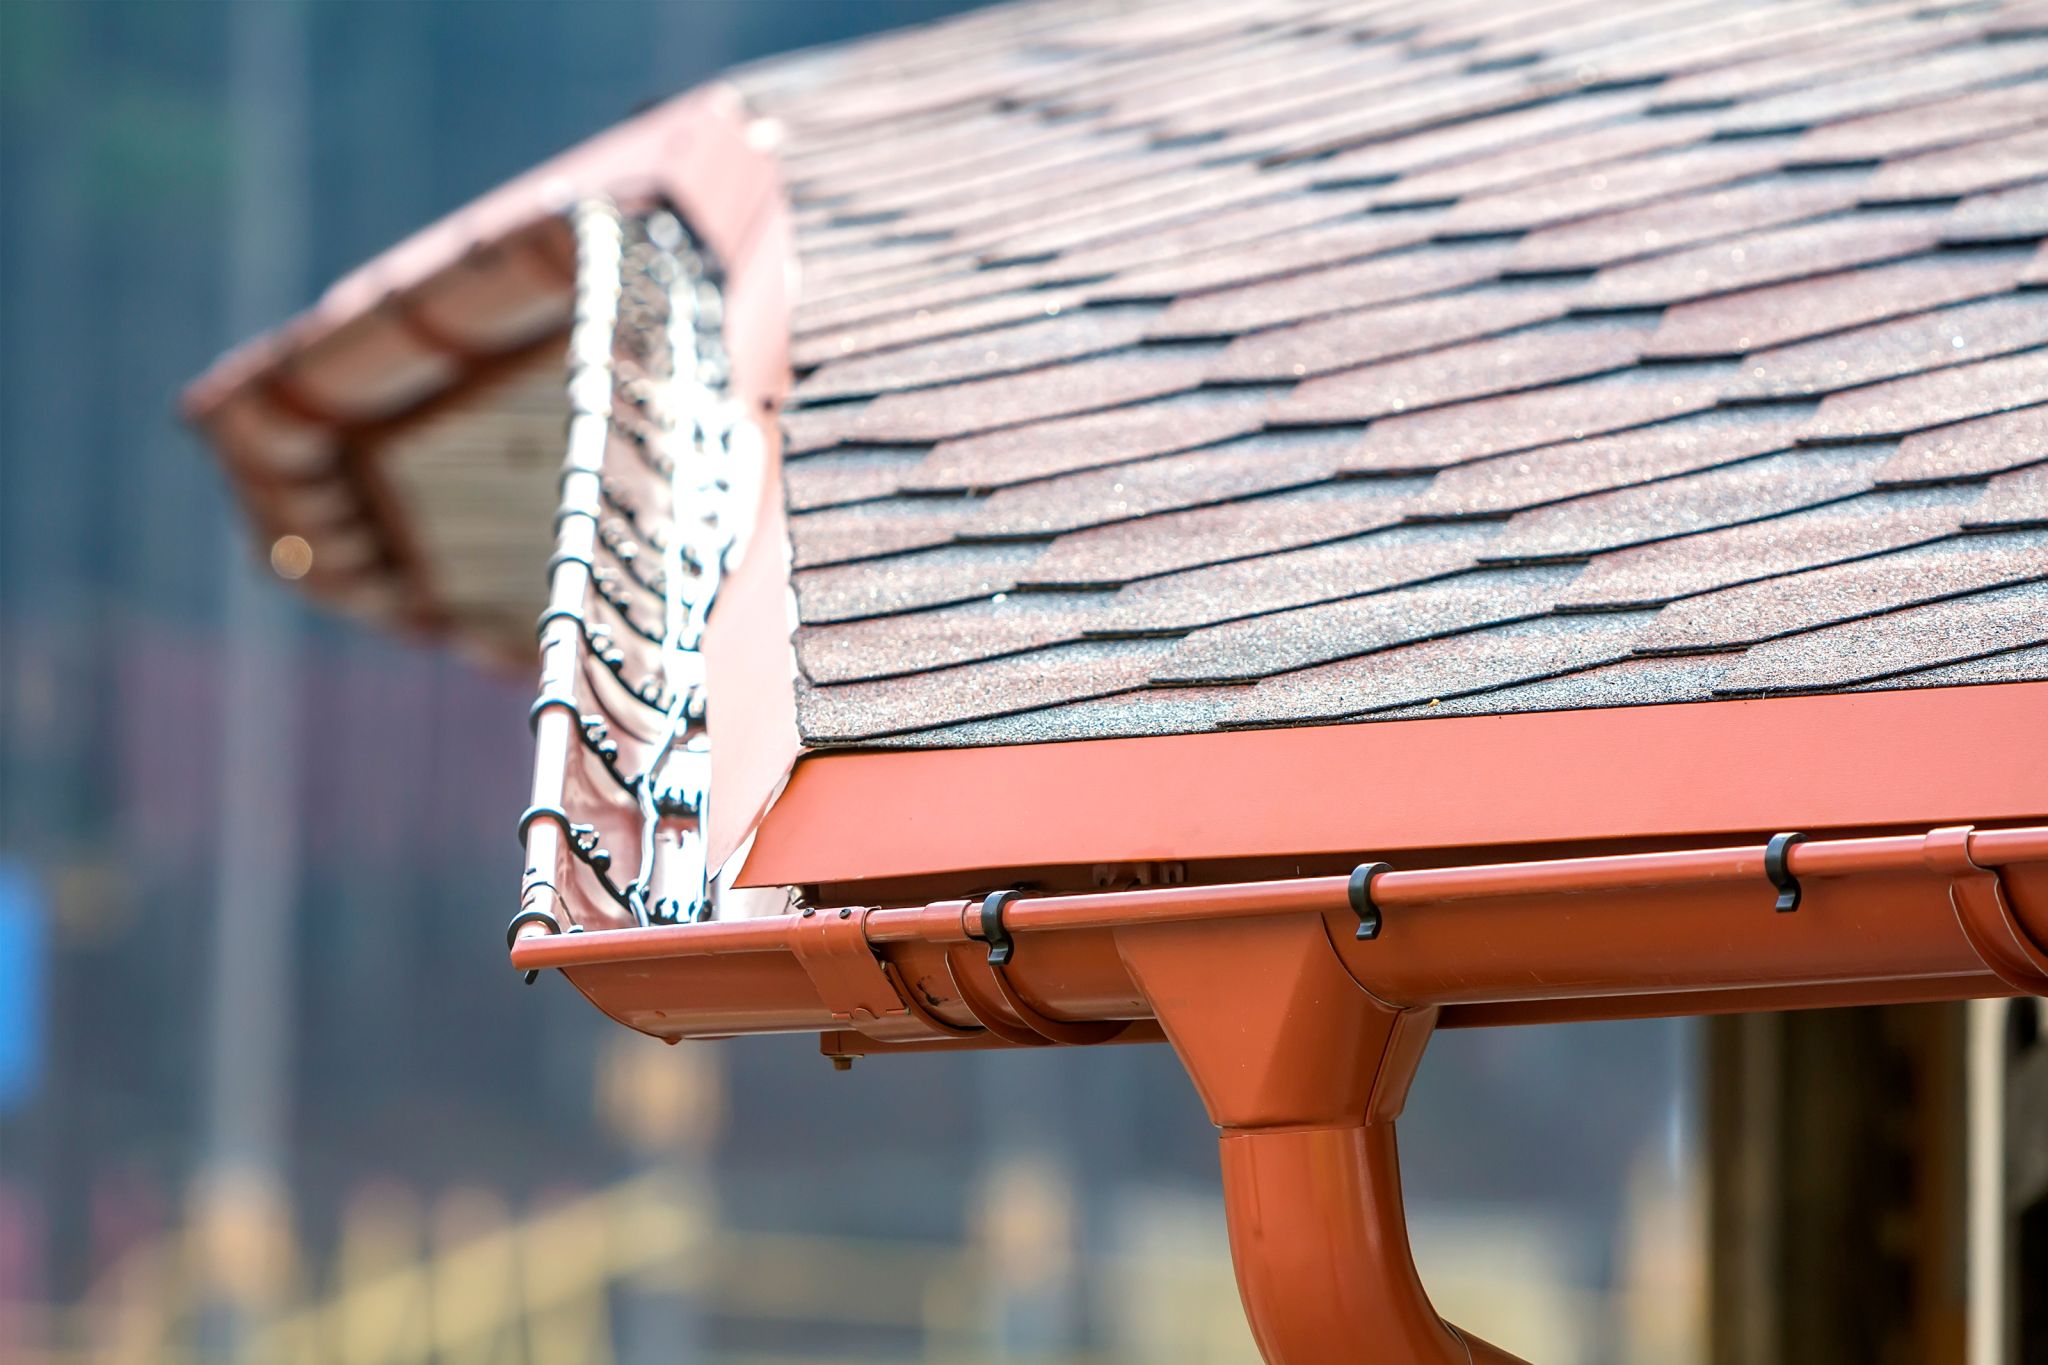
(269, 534), (313, 580)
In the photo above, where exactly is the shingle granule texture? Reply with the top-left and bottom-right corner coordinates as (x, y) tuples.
(738, 0), (2048, 748)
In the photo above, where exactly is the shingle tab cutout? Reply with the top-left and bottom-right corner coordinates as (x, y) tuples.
(738, 0), (2048, 747)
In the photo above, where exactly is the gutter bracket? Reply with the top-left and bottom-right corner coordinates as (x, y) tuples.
(951, 891), (1127, 1045)
(1765, 832), (1805, 913)
(1927, 825), (2048, 996)
(980, 889), (1018, 966)
(1349, 862), (1392, 940)
(943, 942), (1129, 1047)
(506, 905), (561, 986)
(789, 906), (947, 1043)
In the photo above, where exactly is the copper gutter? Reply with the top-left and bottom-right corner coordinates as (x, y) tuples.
(513, 821), (2045, 1364)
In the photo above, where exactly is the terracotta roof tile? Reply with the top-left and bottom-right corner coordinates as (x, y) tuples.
(729, 0), (2048, 748)
(1713, 578), (2048, 694)
(1481, 443), (1895, 563)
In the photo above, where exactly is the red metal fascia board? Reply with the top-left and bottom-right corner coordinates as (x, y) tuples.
(736, 678), (2048, 888)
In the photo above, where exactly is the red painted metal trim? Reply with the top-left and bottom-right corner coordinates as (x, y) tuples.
(514, 821), (2048, 1037)
(703, 475), (803, 873)
(737, 679), (2048, 888)
(515, 823), (2048, 1363)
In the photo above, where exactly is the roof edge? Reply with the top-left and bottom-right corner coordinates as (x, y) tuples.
(179, 81), (796, 639)
(736, 678), (2048, 889)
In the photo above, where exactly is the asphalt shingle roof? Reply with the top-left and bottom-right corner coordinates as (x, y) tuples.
(739, 0), (2048, 748)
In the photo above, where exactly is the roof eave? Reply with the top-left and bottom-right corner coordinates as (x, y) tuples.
(179, 82), (796, 644)
(735, 677), (2048, 891)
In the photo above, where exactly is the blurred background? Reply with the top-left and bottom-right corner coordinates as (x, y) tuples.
(0, 2), (1704, 1361)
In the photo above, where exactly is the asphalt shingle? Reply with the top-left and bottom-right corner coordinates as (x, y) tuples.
(1644, 249), (2032, 359)
(1714, 579), (2048, 694)
(1637, 529), (2048, 653)
(740, 0), (2048, 748)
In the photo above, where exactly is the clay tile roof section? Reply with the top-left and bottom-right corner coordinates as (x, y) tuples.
(187, 0), (2048, 758)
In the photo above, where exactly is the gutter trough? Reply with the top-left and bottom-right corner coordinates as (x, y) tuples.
(512, 822), (2047, 1364)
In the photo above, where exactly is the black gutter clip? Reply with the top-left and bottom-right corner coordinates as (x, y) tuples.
(506, 906), (562, 985)
(1349, 862), (1392, 941)
(1765, 832), (1806, 914)
(981, 889), (1020, 966)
